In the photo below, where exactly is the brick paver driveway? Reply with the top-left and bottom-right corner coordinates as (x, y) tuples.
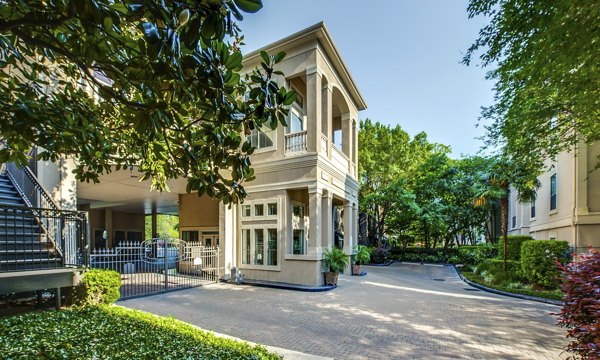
(121, 263), (567, 359)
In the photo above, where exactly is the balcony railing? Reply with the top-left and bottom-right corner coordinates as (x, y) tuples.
(285, 131), (307, 153)
(331, 145), (349, 172)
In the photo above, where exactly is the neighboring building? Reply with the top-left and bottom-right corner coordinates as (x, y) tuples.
(0, 22), (366, 293)
(508, 142), (600, 256)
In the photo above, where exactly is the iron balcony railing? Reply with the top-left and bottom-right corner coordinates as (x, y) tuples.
(0, 204), (88, 272)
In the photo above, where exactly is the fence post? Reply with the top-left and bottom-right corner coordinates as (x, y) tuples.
(164, 240), (168, 290)
(216, 246), (220, 284)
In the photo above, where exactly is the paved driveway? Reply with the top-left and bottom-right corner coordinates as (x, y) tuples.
(121, 263), (567, 359)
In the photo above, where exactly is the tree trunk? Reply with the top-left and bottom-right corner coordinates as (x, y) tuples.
(500, 196), (508, 271)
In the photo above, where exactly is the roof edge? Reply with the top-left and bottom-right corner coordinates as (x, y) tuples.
(243, 22), (367, 111)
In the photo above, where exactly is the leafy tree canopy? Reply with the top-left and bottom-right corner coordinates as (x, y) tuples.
(464, 0), (600, 171)
(0, 0), (296, 204)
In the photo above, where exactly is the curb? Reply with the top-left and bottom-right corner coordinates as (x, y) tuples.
(226, 279), (337, 292)
(453, 266), (563, 306)
(365, 260), (395, 267)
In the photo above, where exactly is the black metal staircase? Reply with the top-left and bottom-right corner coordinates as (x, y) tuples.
(0, 174), (61, 272)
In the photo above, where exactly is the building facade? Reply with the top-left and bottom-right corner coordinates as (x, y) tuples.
(1, 23), (365, 289)
(508, 142), (600, 256)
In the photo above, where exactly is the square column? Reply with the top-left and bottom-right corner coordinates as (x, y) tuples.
(341, 113), (352, 159)
(306, 68), (322, 153)
(308, 188), (322, 255)
(343, 202), (353, 255)
(322, 84), (333, 157)
(321, 191), (333, 248)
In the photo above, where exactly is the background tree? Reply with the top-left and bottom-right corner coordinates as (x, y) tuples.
(473, 155), (539, 270)
(0, 0), (295, 204)
(464, 0), (600, 172)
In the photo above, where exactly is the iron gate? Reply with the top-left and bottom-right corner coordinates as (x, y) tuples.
(90, 238), (223, 300)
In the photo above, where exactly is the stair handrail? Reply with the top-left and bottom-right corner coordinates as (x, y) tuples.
(1, 144), (64, 259)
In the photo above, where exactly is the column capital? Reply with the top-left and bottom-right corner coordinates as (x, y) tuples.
(341, 113), (351, 121)
(305, 65), (323, 77)
(308, 187), (323, 196)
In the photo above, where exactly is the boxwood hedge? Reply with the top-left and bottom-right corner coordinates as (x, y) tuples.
(0, 306), (281, 359)
(74, 269), (121, 306)
(498, 235), (533, 261)
(521, 240), (570, 289)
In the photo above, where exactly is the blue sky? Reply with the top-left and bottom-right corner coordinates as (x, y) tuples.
(238, 0), (494, 158)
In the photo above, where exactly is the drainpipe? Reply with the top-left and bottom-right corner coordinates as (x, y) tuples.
(572, 143), (578, 260)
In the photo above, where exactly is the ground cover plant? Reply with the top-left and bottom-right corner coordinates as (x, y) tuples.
(0, 305), (280, 359)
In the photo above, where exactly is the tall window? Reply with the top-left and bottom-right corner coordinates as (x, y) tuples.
(531, 201), (536, 218)
(242, 229), (251, 265)
(292, 204), (306, 255)
(248, 127), (273, 149)
(511, 216), (516, 229)
(550, 174), (557, 210)
(267, 229), (278, 266)
(289, 107), (304, 133)
(254, 229), (264, 265)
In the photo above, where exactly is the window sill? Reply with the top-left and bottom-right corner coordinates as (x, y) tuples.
(549, 209), (558, 215)
(239, 264), (281, 272)
(284, 254), (320, 261)
(252, 147), (276, 154)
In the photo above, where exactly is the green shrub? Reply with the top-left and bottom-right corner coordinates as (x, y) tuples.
(521, 240), (570, 289)
(0, 306), (280, 359)
(370, 247), (389, 264)
(457, 244), (497, 267)
(74, 269), (121, 306)
(497, 235), (533, 260)
(323, 247), (349, 273)
(475, 259), (524, 284)
(355, 245), (372, 265)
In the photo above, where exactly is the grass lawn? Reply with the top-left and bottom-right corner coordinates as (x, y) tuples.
(461, 271), (564, 301)
(0, 305), (280, 359)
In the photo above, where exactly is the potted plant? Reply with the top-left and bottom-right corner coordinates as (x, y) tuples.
(322, 247), (349, 286)
(352, 245), (371, 275)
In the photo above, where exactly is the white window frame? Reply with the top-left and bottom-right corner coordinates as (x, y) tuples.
(287, 105), (306, 135)
(247, 125), (276, 152)
(290, 202), (308, 255)
(239, 225), (280, 270)
(239, 197), (281, 270)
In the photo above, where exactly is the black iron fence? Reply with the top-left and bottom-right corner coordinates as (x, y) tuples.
(90, 239), (222, 300)
(0, 204), (88, 272)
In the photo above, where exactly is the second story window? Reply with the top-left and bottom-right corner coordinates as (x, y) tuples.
(531, 201), (536, 218)
(550, 174), (557, 211)
(248, 127), (274, 149)
(512, 216), (516, 229)
(289, 106), (305, 133)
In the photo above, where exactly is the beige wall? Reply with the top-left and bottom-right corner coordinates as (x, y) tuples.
(179, 193), (220, 228)
(510, 142), (600, 253)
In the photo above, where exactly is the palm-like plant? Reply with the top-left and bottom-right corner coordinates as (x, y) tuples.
(473, 156), (539, 270)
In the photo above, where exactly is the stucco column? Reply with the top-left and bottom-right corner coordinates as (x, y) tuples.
(341, 113), (352, 159)
(343, 202), (353, 255)
(353, 203), (358, 246)
(575, 141), (589, 215)
(222, 202), (235, 275)
(105, 208), (113, 248)
(308, 188), (322, 255)
(321, 190), (333, 248)
(353, 119), (358, 176)
(305, 68), (322, 153)
(321, 83), (332, 157)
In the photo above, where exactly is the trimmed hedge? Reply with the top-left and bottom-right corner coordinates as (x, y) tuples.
(0, 306), (280, 359)
(74, 269), (121, 306)
(497, 235), (533, 260)
(521, 240), (570, 289)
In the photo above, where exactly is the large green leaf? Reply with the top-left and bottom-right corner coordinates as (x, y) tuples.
(233, 0), (263, 13)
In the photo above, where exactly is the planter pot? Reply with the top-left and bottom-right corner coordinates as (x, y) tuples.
(324, 271), (338, 286)
(352, 264), (361, 276)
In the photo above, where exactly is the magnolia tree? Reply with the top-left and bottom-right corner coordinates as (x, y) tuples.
(0, 0), (295, 203)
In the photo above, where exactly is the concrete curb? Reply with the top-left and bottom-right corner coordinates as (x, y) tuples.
(453, 266), (563, 306)
(365, 259), (395, 267)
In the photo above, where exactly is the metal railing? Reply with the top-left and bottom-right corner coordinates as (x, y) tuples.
(0, 204), (88, 272)
(4, 159), (65, 258)
(285, 131), (307, 153)
(90, 239), (222, 300)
